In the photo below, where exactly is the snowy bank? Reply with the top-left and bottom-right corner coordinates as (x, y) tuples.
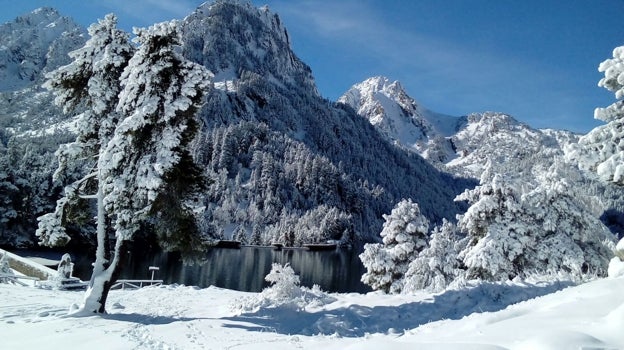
(2, 276), (623, 349)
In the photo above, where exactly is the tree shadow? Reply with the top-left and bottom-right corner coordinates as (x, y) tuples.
(103, 312), (201, 325)
(221, 281), (573, 337)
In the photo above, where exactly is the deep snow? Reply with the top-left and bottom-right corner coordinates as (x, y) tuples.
(1, 275), (623, 349)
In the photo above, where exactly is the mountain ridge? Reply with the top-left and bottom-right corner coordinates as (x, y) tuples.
(178, 2), (470, 245)
(0, 3), (471, 247)
(0, 7), (85, 92)
(339, 76), (462, 164)
(3, 3), (620, 250)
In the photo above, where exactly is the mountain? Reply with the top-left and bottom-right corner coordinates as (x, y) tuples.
(0, 2), (470, 248)
(0, 7), (85, 92)
(445, 112), (576, 179)
(338, 76), (461, 164)
(339, 77), (577, 178)
(341, 77), (624, 238)
(0, 8), (85, 135)
(179, 1), (470, 245)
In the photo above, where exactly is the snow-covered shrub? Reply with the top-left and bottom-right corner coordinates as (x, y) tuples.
(263, 263), (301, 301)
(232, 263), (335, 313)
(360, 199), (429, 293)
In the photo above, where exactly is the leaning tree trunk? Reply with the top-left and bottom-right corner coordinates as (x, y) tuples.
(77, 237), (129, 314)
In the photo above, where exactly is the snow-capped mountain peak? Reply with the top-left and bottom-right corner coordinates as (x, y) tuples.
(181, 1), (316, 95)
(0, 7), (85, 92)
(339, 76), (415, 125)
(339, 76), (460, 163)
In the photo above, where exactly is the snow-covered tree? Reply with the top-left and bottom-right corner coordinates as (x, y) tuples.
(456, 174), (534, 280)
(36, 14), (134, 250)
(360, 199), (429, 293)
(233, 225), (248, 244)
(457, 165), (614, 281)
(522, 162), (614, 277)
(403, 219), (466, 293)
(34, 14), (134, 314)
(85, 20), (212, 314)
(566, 45), (624, 185)
(0, 153), (19, 235)
(250, 225), (263, 245)
(36, 17), (212, 314)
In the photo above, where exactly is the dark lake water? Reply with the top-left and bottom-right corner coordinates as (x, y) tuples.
(66, 246), (371, 293)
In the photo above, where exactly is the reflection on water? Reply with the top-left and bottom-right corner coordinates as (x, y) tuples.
(72, 246), (370, 293)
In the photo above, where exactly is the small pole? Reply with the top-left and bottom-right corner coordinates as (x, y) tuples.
(149, 266), (159, 282)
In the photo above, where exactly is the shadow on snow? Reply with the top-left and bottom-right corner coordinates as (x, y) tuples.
(103, 313), (200, 325)
(221, 281), (573, 337)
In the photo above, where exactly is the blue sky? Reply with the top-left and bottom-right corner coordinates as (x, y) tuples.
(1, 0), (622, 133)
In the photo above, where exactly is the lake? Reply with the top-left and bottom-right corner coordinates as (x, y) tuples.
(68, 246), (371, 293)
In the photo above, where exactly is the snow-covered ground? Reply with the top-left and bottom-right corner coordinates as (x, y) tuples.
(1, 275), (623, 350)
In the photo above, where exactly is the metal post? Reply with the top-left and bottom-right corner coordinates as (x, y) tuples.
(148, 266), (159, 282)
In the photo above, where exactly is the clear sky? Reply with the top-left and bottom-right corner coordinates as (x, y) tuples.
(1, 0), (622, 133)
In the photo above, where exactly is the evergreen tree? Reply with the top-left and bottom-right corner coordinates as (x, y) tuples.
(455, 174), (529, 280)
(233, 225), (248, 244)
(456, 166), (614, 281)
(92, 20), (211, 313)
(37, 17), (212, 314)
(522, 161), (614, 277)
(403, 219), (466, 293)
(359, 199), (429, 293)
(250, 225), (263, 245)
(567, 45), (624, 185)
(36, 14), (134, 246)
(0, 150), (18, 237)
(35, 14), (135, 314)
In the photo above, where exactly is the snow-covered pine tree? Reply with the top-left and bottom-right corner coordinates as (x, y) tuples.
(455, 174), (532, 280)
(403, 219), (466, 293)
(457, 163), (614, 282)
(522, 161), (614, 277)
(80, 20), (212, 314)
(250, 225), (263, 245)
(566, 45), (624, 185)
(37, 16), (212, 314)
(0, 150), (19, 236)
(36, 14), (134, 248)
(34, 14), (135, 314)
(359, 199), (429, 293)
(233, 225), (248, 244)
